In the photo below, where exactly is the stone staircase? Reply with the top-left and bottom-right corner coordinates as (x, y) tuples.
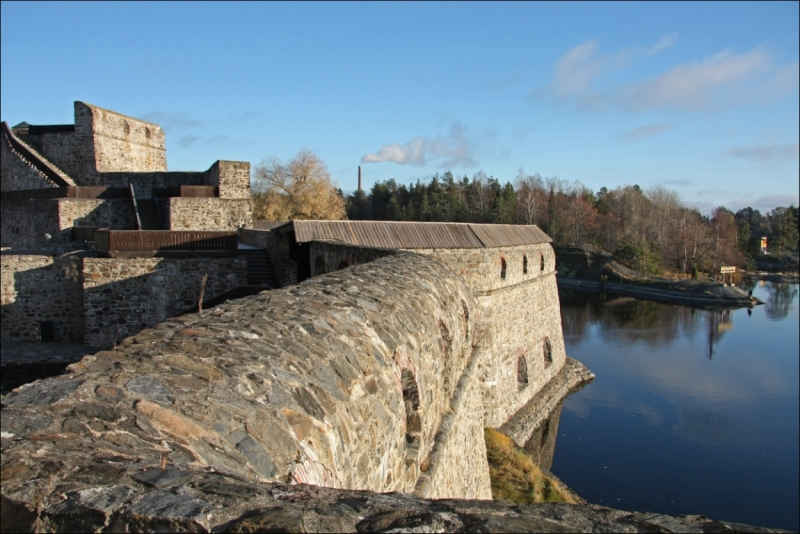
(2, 122), (76, 188)
(136, 199), (161, 230)
(239, 248), (278, 287)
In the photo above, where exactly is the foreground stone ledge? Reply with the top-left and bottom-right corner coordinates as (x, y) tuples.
(0, 475), (784, 533)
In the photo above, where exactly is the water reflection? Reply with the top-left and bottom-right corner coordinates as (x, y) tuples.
(522, 403), (563, 471)
(764, 282), (798, 321)
(551, 282), (799, 531)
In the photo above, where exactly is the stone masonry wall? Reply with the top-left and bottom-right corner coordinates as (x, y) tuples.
(20, 130), (92, 185)
(309, 241), (396, 277)
(413, 244), (566, 428)
(57, 199), (137, 239)
(81, 102), (167, 174)
(1, 200), (61, 248)
(82, 256), (246, 347)
(207, 160), (251, 199)
(241, 228), (296, 287)
(0, 252), (492, 501)
(165, 198), (252, 231)
(1, 198), (136, 247)
(1, 252), (85, 341)
(1, 133), (54, 192)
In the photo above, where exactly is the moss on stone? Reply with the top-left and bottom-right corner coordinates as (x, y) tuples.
(484, 428), (580, 504)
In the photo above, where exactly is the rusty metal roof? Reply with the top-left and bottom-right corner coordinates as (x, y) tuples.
(282, 220), (551, 249)
(251, 220), (288, 231)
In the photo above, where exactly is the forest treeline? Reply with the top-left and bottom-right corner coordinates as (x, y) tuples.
(344, 170), (799, 275)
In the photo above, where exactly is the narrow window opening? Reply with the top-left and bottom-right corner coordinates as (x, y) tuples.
(543, 337), (553, 367)
(438, 320), (452, 358)
(540, 254), (545, 273)
(40, 321), (55, 342)
(517, 354), (529, 391)
(500, 257), (507, 279)
(314, 256), (326, 275)
(523, 255), (528, 274)
(461, 300), (470, 340)
(401, 368), (422, 448)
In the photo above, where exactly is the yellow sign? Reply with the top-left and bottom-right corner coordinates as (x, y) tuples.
(720, 266), (736, 274)
(761, 237), (768, 248)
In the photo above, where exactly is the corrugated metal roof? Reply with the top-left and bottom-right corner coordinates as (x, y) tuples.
(287, 220), (551, 249)
(251, 220), (288, 231)
(469, 224), (552, 247)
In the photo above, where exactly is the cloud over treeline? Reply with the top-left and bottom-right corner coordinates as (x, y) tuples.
(361, 122), (482, 167)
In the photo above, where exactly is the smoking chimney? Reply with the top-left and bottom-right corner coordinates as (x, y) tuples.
(358, 165), (362, 193)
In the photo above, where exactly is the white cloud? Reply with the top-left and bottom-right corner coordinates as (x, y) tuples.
(623, 122), (673, 141)
(622, 48), (774, 111)
(361, 122), (479, 167)
(724, 143), (799, 163)
(644, 33), (678, 56)
(539, 39), (798, 113)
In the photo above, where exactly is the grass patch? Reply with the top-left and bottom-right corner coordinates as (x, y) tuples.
(484, 428), (580, 504)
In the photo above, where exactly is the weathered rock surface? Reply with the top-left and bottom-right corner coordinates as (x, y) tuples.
(0, 473), (785, 533)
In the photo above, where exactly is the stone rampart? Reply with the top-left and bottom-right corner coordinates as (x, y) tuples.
(79, 102), (167, 174)
(1, 252), (85, 342)
(400, 244), (565, 428)
(1, 253), (492, 502)
(82, 256), (247, 347)
(164, 198), (252, 231)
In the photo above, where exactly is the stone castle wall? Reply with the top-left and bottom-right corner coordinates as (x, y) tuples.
(207, 160), (251, 199)
(1, 252), (85, 341)
(1, 198), (137, 248)
(1, 133), (53, 191)
(1, 252), (493, 501)
(302, 240), (567, 428)
(416, 244), (566, 428)
(165, 198), (252, 231)
(82, 256), (247, 347)
(1, 200), (61, 248)
(309, 241), (396, 276)
(58, 199), (137, 237)
(81, 102), (167, 174)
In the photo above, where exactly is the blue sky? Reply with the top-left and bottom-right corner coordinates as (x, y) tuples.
(2, 1), (798, 215)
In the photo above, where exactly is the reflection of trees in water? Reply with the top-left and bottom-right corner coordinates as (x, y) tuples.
(765, 283), (798, 321)
(559, 290), (702, 347)
(523, 403), (563, 471)
(704, 309), (733, 359)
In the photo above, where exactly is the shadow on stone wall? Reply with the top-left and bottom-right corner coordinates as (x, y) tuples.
(1, 253), (85, 342)
(2, 253), (245, 347)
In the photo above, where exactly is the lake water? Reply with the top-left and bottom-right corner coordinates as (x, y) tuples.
(547, 281), (799, 531)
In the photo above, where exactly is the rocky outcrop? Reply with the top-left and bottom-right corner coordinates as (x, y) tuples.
(0, 474), (785, 533)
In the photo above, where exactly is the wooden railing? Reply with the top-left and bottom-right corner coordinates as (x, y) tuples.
(153, 185), (218, 198)
(2, 186), (130, 201)
(95, 230), (238, 257)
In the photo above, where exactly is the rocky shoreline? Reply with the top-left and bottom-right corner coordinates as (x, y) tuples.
(556, 277), (763, 307)
(555, 245), (764, 308)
